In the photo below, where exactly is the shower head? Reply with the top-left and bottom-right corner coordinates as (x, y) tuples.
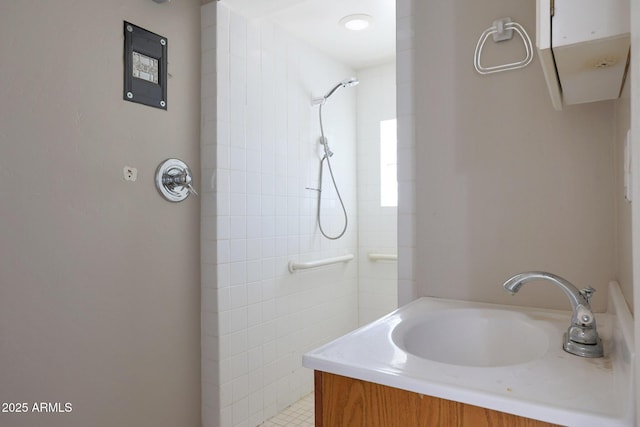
(324, 77), (359, 99)
(340, 77), (359, 88)
(311, 77), (360, 105)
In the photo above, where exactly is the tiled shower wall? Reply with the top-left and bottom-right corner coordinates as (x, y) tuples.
(356, 62), (398, 325)
(201, 2), (359, 426)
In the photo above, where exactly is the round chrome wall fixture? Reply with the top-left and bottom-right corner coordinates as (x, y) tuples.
(155, 158), (198, 202)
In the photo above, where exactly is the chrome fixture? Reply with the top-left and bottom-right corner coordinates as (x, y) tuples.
(503, 271), (603, 358)
(311, 77), (359, 106)
(323, 77), (359, 99)
(473, 18), (534, 75)
(155, 158), (198, 202)
(307, 77), (359, 240)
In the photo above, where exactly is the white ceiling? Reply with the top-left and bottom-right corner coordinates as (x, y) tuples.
(220, 0), (396, 70)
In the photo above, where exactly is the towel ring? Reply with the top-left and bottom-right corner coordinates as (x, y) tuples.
(474, 18), (534, 75)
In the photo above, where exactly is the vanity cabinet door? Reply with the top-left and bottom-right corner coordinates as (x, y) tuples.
(314, 371), (559, 427)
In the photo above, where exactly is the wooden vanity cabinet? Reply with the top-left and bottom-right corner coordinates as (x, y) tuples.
(314, 371), (560, 427)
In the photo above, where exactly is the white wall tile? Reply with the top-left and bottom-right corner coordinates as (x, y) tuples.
(356, 63), (398, 325)
(217, 58), (230, 101)
(230, 285), (248, 309)
(229, 8), (246, 40)
(246, 149), (261, 174)
(202, 24), (216, 53)
(229, 146), (246, 171)
(246, 195), (261, 217)
(201, 2), (216, 28)
(229, 216), (246, 239)
(231, 396), (248, 425)
(216, 2), (229, 29)
(203, 7), (360, 426)
(247, 302), (262, 325)
(229, 193), (246, 216)
(246, 261), (262, 285)
(246, 237), (261, 260)
(217, 263), (230, 289)
(217, 95), (230, 124)
(229, 261), (247, 286)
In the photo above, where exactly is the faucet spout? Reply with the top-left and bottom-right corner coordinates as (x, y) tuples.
(502, 271), (603, 358)
(504, 271), (585, 310)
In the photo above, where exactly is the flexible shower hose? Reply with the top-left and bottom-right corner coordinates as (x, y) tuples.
(316, 103), (348, 240)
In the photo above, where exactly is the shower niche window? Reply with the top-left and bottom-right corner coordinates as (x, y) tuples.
(380, 118), (398, 207)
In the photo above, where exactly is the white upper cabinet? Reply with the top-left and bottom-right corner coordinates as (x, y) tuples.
(537, 0), (630, 110)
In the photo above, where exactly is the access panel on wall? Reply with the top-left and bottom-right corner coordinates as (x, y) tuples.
(123, 21), (167, 110)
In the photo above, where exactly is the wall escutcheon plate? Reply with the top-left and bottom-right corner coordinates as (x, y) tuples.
(155, 158), (198, 202)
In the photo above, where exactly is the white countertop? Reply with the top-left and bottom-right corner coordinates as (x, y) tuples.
(303, 283), (635, 426)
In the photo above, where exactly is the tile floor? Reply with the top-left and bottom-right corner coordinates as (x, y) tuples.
(259, 393), (314, 427)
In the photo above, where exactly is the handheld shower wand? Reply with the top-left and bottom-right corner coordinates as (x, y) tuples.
(309, 77), (359, 240)
(311, 77), (359, 106)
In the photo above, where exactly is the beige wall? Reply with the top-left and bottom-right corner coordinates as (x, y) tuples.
(413, 0), (617, 312)
(0, 1), (201, 426)
(614, 81), (633, 312)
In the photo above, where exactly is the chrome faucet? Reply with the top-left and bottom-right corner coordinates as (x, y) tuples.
(503, 271), (603, 358)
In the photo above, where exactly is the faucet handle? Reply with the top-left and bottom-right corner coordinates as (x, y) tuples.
(580, 287), (596, 304)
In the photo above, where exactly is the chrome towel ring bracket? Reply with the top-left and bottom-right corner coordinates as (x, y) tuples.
(474, 18), (534, 75)
(155, 158), (198, 202)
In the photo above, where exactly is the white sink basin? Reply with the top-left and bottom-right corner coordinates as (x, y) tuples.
(303, 283), (635, 426)
(392, 308), (549, 367)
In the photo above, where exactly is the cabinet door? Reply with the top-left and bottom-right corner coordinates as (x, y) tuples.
(315, 371), (559, 427)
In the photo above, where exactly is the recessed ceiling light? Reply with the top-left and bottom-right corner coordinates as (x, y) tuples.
(339, 14), (372, 31)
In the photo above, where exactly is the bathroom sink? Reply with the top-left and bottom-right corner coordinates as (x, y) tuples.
(392, 308), (549, 367)
(304, 284), (634, 426)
